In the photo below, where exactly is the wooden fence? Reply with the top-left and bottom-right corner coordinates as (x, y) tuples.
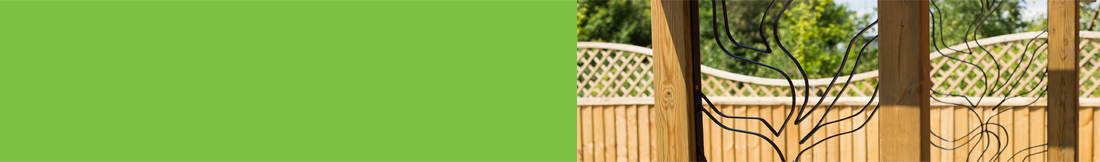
(579, 105), (1100, 162)
(578, 31), (1100, 162)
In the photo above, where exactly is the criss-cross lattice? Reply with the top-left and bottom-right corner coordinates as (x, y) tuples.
(578, 38), (1100, 99)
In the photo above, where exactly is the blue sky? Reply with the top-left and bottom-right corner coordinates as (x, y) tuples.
(832, 0), (1085, 22)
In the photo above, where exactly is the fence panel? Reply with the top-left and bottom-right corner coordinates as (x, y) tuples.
(577, 105), (1100, 162)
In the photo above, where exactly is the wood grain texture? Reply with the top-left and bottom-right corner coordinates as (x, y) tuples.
(736, 106), (749, 162)
(579, 106), (584, 162)
(650, 106), (658, 162)
(650, 0), (699, 161)
(748, 106), (761, 162)
(1047, 0), (1080, 161)
(606, 107), (617, 162)
(877, 0), (931, 161)
(774, 106), (787, 162)
(942, 106), (954, 162)
(761, 106), (774, 162)
(627, 106), (640, 162)
(813, 108), (825, 162)
(990, 107), (998, 162)
(1094, 109), (1100, 162)
(583, 106), (594, 162)
(1080, 107), (1093, 162)
(711, 106), (722, 162)
(1014, 106), (1030, 162)
(787, 105), (801, 162)
(579, 105), (1100, 162)
(955, 106), (969, 162)
(1000, 107), (1013, 162)
(1031, 106), (1045, 162)
(841, 106), (853, 162)
(639, 106), (652, 162)
(854, 106), (868, 162)
(868, 105), (880, 162)
(827, 107), (840, 162)
(930, 107), (941, 161)
(724, 106), (735, 162)
(701, 111), (711, 161)
(616, 106), (627, 162)
(594, 106), (605, 162)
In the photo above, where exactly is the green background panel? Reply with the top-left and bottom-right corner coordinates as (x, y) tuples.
(0, 1), (572, 161)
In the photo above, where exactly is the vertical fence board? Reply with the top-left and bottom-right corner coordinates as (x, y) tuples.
(788, 105), (801, 162)
(854, 106), (868, 162)
(594, 106), (606, 162)
(710, 105), (722, 162)
(748, 106), (760, 162)
(605, 106), (618, 162)
(724, 105), (735, 162)
(868, 105), (879, 162)
(814, 108), (825, 162)
(1014, 106), (1030, 162)
(615, 106), (627, 162)
(736, 106), (748, 162)
(761, 106), (773, 162)
(1001, 107), (1013, 162)
(930, 107), (941, 162)
(1094, 108), (1100, 161)
(970, 107), (979, 161)
(702, 109), (711, 161)
(955, 106), (969, 162)
(827, 107), (840, 162)
(990, 106), (998, 160)
(942, 106), (954, 162)
(774, 105), (786, 162)
(642, 105), (651, 162)
(800, 106), (812, 162)
(1082, 107), (1094, 162)
(1030, 106), (1044, 162)
(583, 106), (594, 162)
(578, 106), (584, 162)
(627, 106), (639, 162)
(841, 106), (853, 162)
(639, 105), (651, 162)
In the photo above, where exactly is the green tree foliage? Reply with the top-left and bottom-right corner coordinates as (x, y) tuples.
(754, 0), (876, 79)
(700, 0), (877, 79)
(576, 0), (650, 47)
(699, 0), (775, 77)
(931, 0), (1031, 48)
(577, 0), (1032, 80)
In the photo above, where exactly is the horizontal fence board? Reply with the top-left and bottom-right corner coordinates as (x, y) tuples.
(579, 97), (1100, 107)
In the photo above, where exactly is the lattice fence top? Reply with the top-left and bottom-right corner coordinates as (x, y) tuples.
(577, 31), (1100, 98)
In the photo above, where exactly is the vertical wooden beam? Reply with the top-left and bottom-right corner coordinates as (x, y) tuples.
(877, 0), (931, 161)
(651, 0), (700, 161)
(1048, 0), (1080, 161)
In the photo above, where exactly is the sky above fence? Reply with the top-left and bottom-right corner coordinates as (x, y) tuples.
(833, 0), (1088, 26)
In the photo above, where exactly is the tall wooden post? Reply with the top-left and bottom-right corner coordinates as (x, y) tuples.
(1048, 0), (1080, 161)
(651, 0), (700, 161)
(877, 0), (931, 161)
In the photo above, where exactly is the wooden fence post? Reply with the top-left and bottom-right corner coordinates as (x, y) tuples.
(651, 0), (700, 161)
(877, 0), (931, 161)
(1048, 0), (1080, 161)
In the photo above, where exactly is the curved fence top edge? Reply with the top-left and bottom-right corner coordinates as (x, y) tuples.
(579, 31), (1100, 87)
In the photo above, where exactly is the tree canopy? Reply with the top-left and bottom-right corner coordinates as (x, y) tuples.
(578, 0), (1036, 79)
